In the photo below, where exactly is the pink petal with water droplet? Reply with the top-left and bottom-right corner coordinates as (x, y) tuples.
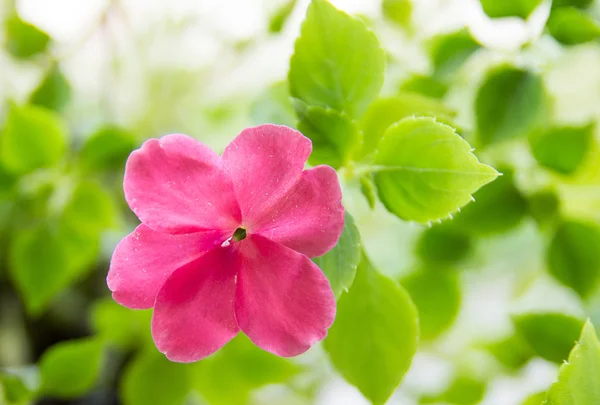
(222, 125), (311, 228)
(151, 247), (239, 362)
(234, 235), (336, 357)
(124, 134), (241, 234)
(107, 224), (226, 309)
(253, 165), (344, 258)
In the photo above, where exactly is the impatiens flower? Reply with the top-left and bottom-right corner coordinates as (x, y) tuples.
(107, 124), (344, 362)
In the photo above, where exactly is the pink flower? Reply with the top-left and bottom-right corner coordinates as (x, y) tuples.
(107, 124), (344, 362)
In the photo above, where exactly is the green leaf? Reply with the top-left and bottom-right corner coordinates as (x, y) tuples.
(415, 223), (472, 265)
(10, 225), (72, 314)
(296, 105), (360, 168)
(314, 212), (361, 298)
(323, 253), (419, 404)
(0, 103), (68, 174)
(0, 373), (31, 404)
(429, 29), (480, 79)
(29, 65), (72, 112)
(548, 7), (600, 45)
(8, 180), (108, 314)
(382, 0), (412, 28)
(193, 335), (299, 405)
(268, 0), (297, 33)
(530, 124), (594, 175)
(513, 312), (585, 364)
(372, 117), (499, 224)
(39, 337), (104, 398)
(250, 81), (296, 128)
(475, 66), (548, 148)
(91, 298), (152, 350)
(359, 94), (457, 158)
(479, 0), (543, 19)
(399, 74), (448, 99)
(62, 181), (116, 233)
(79, 126), (137, 171)
(527, 188), (561, 227)
(5, 15), (50, 59)
(486, 334), (534, 370)
(122, 349), (191, 405)
(401, 268), (461, 341)
(547, 220), (600, 299)
(545, 320), (600, 405)
(289, 0), (385, 119)
(452, 168), (528, 235)
(552, 0), (593, 8)
(0, 165), (18, 200)
(522, 392), (547, 405)
(422, 375), (487, 405)
(359, 174), (377, 209)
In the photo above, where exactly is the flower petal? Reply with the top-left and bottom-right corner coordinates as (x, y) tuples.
(222, 125), (312, 227)
(124, 134), (241, 234)
(151, 247), (239, 362)
(107, 224), (226, 309)
(253, 165), (344, 257)
(235, 235), (336, 357)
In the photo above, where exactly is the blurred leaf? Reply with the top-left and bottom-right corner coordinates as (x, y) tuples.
(416, 223), (472, 265)
(552, 0), (593, 8)
(314, 211), (361, 298)
(29, 65), (72, 112)
(0, 165), (18, 200)
(373, 117), (499, 224)
(0, 373), (31, 404)
(250, 81), (296, 128)
(452, 168), (528, 235)
(422, 375), (487, 405)
(401, 268), (461, 341)
(9, 225), (72, 315)
(513, 312), (585, 364)
(268, 0), (297, 33)
(548, 7), (600, 45)
(122, 349), (191, 405)
(40, 337), (104, 398)
(324, 253), (419, 404)
(359, 174), (377, 209)
(62, 181), (116, 233)
(289, 0), (385, 118)
(479, 0), (543, 19)
(79, 126), (137, 171)
(486, 334), (534, 370)
(475, 66), (547, 148)
(8, 179), (109, 314)
(442, 376), (487, 405)
(522, 392), (547, 405)
(527, 189), (561, 227)
(399, 74), (448, 99)
(0, 103), (67, 174)
(91, 298), (152, 350)
(530, 124), (593, 175)
(429, 29), (480, 79)
(382, 0), (412, 28)
(296, 104), (360, 168)
(545, 320), (600, 405)
(193, 335), (299, 405)
(547, 219), (600, 299)
(5, 15), (50, 59)
(359, 94), (456, 158)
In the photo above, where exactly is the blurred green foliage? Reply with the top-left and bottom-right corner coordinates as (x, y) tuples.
(513, 312), (584, 363)
(479, 0), (543, 19)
